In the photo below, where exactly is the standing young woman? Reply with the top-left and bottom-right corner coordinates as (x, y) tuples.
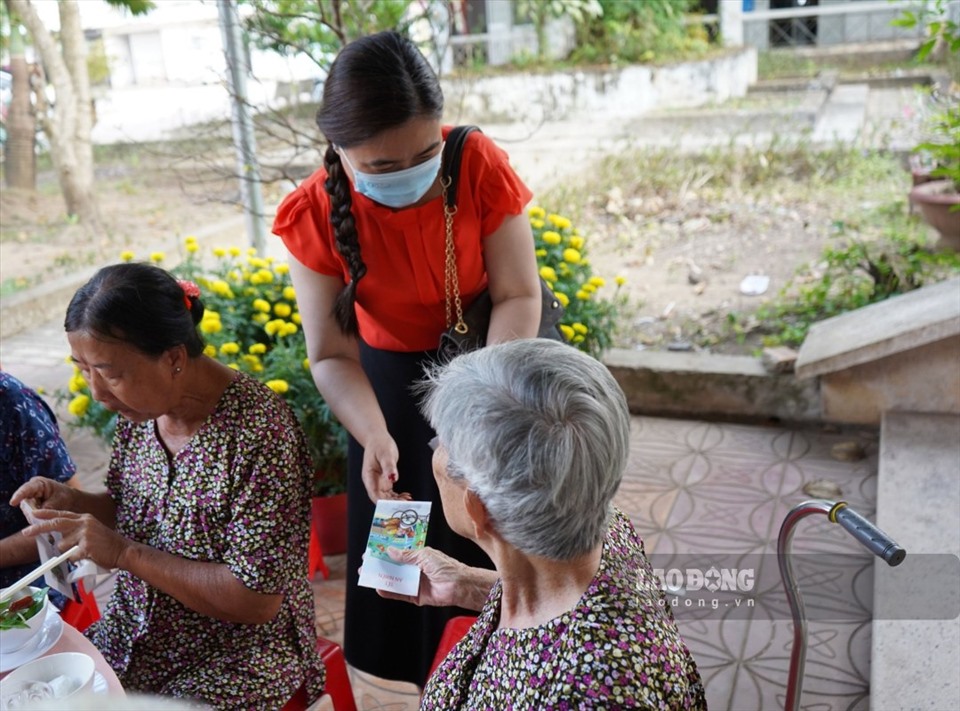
(272, 31), (542, 685)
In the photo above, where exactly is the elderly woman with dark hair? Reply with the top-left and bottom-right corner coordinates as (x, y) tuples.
(11, 263), (324, 710)
(381, 339), (706, 709)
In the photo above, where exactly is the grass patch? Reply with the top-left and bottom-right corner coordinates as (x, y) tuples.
(731, 204), (960, 349)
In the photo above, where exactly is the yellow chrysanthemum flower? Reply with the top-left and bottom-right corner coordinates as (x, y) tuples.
(530, 218), (545, 230)
(569, 236), (585, 250)
(573, 323), (588, 335)
(185, 242), (198, 254)
(535, 249), (547, 257)
(539, 266), (558, 282)
(274, 264), (290, 275)
(528, 206), (546, 219)
(120, 250), (135, 262)
(266, 379), (289, 394)
(573, 334), (585, 344)
(252, 299), (271, 313)
(576, 290), (590, 301)
(588, 276), (606, 288)
(219, 342), (240, 356)
(559, 324), (575, 341)
(264, 319), (284, 336)
(255, 269), (274, 284)
(281, 322), (298, 337)
(615, 275), (627, 286)
(548, 214), (571, 230)
(203, 345), (217, 357)
(274, 303), (292, 318)
(554, 291), (570, 308)
(291, 313), (302, 325)
(228, 247), (242, 257)
(228, 363), (240, 370)
(249, 343), (267, 355)
(582, 283), (596, 294)
(213, 247), (227, 258)
(563, 248), (581, 264)
(210, 280), (234, 298)
(249, 272), (263, 285)
(68, 394), (90, 417)
(252, 313), (269, 324)
(68, 373), (87, 394)
(200, 322), (223, 334)
(542, 231), (562, 246)
(185, 235), (197, 244)
(248, 257), (268, 269)
(242, 354), (261, 368)
(302, 358), (311, 371)
(282, 286), (296, 301)
(150, 251), (165, 263)
(247, 248), (257, 256)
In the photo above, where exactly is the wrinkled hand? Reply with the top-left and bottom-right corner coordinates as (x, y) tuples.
(376, 546), (480, 609)
(22, 509), (129, 571)
(10, 477), (77, 514)
(361, 435), (411, 503)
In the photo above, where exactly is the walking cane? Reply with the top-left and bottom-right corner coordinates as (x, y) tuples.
(778, 500), (906, 711)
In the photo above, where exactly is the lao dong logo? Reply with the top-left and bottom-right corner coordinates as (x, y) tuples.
(654, 566), (755, 593)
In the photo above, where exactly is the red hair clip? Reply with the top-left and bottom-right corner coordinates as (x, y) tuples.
(178, 280), (201, 310)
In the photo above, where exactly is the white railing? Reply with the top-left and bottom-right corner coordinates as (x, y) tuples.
(719, 0), (933, 47)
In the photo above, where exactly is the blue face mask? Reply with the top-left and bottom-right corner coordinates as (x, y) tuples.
(339, 146), (443, 209)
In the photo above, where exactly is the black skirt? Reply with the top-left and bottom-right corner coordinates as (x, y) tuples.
(342, 342), (493, 686)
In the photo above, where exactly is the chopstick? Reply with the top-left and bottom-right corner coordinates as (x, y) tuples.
(0, 545), (82, 605)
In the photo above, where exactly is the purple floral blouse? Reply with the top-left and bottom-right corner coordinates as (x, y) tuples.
(87, 373), (324, 709)
(420, 509), (707, 710)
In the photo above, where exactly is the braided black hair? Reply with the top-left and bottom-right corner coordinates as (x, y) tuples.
(317, 30), (444, 335)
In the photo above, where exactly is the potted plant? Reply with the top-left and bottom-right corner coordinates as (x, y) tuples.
(909, 99), (960, 250)
(60, 241), (350, 552)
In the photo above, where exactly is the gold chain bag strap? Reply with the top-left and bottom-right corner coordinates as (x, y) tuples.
(438, 125), (564, 358)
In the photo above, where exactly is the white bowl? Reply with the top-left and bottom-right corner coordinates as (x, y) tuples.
(0, 587), (50, 654)
(0, 652), (96, 709)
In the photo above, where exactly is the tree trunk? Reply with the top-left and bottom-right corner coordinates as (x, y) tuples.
(8, 0), (103, 231)
(3, 15), (37, 190)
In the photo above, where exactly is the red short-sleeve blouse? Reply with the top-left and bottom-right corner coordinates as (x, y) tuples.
(272, 127), (533, 352)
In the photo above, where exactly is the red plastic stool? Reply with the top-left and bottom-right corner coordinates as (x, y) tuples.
(308, 525), (330, 581)
(60, 581), (101, 632)
(282, 637), (357, 711)
(428, 615), (477, 679)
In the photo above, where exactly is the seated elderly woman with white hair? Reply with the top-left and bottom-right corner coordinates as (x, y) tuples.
(379, 339), (706, 709)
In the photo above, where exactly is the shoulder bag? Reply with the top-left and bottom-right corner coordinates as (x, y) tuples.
(438, 125), (564, 359)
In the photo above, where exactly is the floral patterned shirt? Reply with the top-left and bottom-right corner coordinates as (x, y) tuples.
(87, 373), (324, 709)
(0, 372), (76, 591)
(420, 510), (707, 710)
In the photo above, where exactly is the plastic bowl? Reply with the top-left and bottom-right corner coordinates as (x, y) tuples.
(0, 587), (50, 653)
(0, 652), (96, 708)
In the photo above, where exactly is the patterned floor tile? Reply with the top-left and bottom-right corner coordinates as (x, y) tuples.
(309, 415), (880, 710)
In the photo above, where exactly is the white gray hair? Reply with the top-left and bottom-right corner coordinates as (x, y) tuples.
(420, 339), (629, 559)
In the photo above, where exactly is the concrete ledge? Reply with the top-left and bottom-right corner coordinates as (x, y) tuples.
(603, 349), (821, 424)
(0, 267), (99, 341)
(796, 278), (960, 380)
(820, 335), (960, 425)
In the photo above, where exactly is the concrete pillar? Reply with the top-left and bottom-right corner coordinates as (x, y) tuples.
(720, 0), (745, 47)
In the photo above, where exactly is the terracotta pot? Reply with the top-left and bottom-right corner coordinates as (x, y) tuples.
(311, 492), (348, 555)
(909, 179), (960, 251)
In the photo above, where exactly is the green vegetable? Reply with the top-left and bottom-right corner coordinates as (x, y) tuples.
(0, 587), (48, 630)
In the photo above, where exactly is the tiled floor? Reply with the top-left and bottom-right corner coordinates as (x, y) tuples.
(1, 333), (881, 710)
(309, 416), (880, 711)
